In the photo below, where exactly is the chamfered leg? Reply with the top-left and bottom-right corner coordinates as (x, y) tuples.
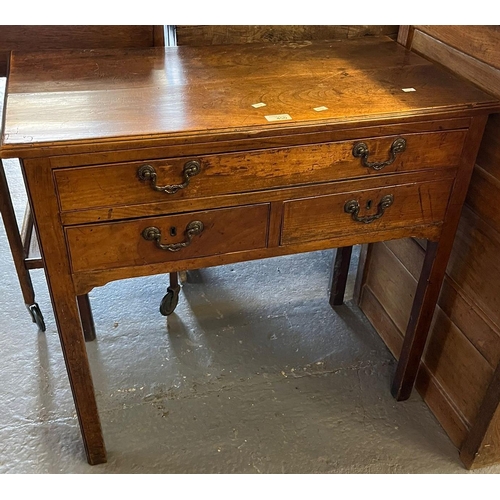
(22, 157), (106, 465)
(391, 115), (489, 401)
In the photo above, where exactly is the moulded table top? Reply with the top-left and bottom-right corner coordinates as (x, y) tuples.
(1, 37), (499, 157)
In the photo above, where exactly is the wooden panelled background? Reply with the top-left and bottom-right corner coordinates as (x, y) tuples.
(356, 26), (500, 469)
(0, 26), (165, 76)
(175, 25), (398, 45)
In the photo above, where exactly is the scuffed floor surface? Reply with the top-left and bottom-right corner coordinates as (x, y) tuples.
(2, 159), (500, 473)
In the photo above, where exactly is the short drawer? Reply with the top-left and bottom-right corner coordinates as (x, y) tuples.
(280, 178), (454, 246)
(66, 204), (269, 272)
(54, 130), (466, 212)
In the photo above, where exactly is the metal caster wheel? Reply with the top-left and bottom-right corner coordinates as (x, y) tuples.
(28, 303), (46, 332)
(159, 286), (180, 316)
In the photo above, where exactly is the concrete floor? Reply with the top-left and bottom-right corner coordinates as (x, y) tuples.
(1, 159), (500, 474)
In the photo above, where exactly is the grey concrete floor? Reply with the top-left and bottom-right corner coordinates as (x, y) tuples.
(1, 159), (500, 474)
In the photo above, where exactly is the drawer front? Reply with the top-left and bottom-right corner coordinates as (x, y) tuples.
(55, 130), (466, 212)
(281, 178), (454, 246)
(67, 204), (269, 272)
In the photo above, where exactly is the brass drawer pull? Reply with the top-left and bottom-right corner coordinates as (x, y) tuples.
(142, 221), (204, 252)
(344, 194), (394, 224)
(137, 160), (201, 194)
(352, 138), (406, 171)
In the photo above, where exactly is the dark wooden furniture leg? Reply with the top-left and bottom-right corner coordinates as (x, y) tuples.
(54, 293), (106, 464)
(391, 115), (489, 401)
(77, 294), (96, 342)
(23, 158), (106, 464)
(1, 159), (97, 339)
(329, 246), (353, 306)
(0, 159), (44, 328)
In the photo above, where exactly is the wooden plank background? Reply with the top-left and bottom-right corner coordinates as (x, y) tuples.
(0, 26), (164, 76)
(1, 25), (398, 76)
(357, 25), (500, 469)
(175, 25), (398, 46)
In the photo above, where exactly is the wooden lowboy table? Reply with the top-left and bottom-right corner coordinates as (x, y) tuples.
(1, 37), (499, 465)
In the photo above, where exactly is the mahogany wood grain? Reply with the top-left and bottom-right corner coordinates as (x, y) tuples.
(73, 224), (444, 297)
(66, 204), (270, 272)
(2, 39), (497, 156)
(53, 130), (467, 213)
(65, 169), (455, 290)
(59, 168), (456, 226)
(41, 118), (472, 165)
(281, 178), (453, 246)
(5, 121), (478, 163)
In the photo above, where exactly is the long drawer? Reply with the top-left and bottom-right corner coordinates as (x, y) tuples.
(66, 203), (270, 272)
(281, 178), (454, 246)
(55, 130), (466, 212)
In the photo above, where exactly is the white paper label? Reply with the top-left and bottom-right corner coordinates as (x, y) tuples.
(313, 106), (328, 112)
(252, 102), (267, 108)
(402, 88), (416, 92)
(265, 114), (292, 122)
